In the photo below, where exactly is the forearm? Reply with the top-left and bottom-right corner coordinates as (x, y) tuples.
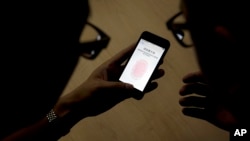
(2, 99), (86, 141)
(2, 109), (87, 141)
(3, 117), (53, 141)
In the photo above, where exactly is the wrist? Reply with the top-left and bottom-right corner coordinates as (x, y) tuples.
(53, 100), (71, 118)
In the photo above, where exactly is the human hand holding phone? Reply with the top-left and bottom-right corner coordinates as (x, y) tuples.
(55, 42), (166, 119)
(119, 31), (170, 92)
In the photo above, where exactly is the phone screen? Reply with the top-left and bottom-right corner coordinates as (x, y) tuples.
(119, 38), (166, 92)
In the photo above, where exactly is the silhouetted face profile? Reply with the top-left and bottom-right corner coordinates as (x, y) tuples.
(1, 0), (90, 137)
(181, 0), (249, 125)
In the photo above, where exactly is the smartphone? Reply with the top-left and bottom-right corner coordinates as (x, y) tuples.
(119, 31), (170, 92)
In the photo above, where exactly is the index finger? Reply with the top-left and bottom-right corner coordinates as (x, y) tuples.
(183, 71), (207, 83)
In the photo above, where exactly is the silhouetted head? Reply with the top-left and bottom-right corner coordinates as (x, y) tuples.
(1, 0), (90, 136)
(181, 0), (249, 127)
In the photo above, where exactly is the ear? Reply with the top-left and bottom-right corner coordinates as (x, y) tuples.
(214, 26), (235, 42)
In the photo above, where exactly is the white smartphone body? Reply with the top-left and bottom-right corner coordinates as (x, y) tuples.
(119, 31), (170, 92)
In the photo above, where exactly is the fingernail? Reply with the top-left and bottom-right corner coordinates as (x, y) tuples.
(179, 98), (184, 105)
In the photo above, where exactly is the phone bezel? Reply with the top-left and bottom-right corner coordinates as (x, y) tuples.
(120, 31), (170, 92)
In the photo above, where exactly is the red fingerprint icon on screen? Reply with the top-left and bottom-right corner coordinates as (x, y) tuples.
(131, 59), (148, 80)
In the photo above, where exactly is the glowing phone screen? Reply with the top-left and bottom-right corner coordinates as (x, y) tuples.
(119, 39), (165, 91)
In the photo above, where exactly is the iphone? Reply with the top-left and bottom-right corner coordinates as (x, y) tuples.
(119, 31), (170, 92)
